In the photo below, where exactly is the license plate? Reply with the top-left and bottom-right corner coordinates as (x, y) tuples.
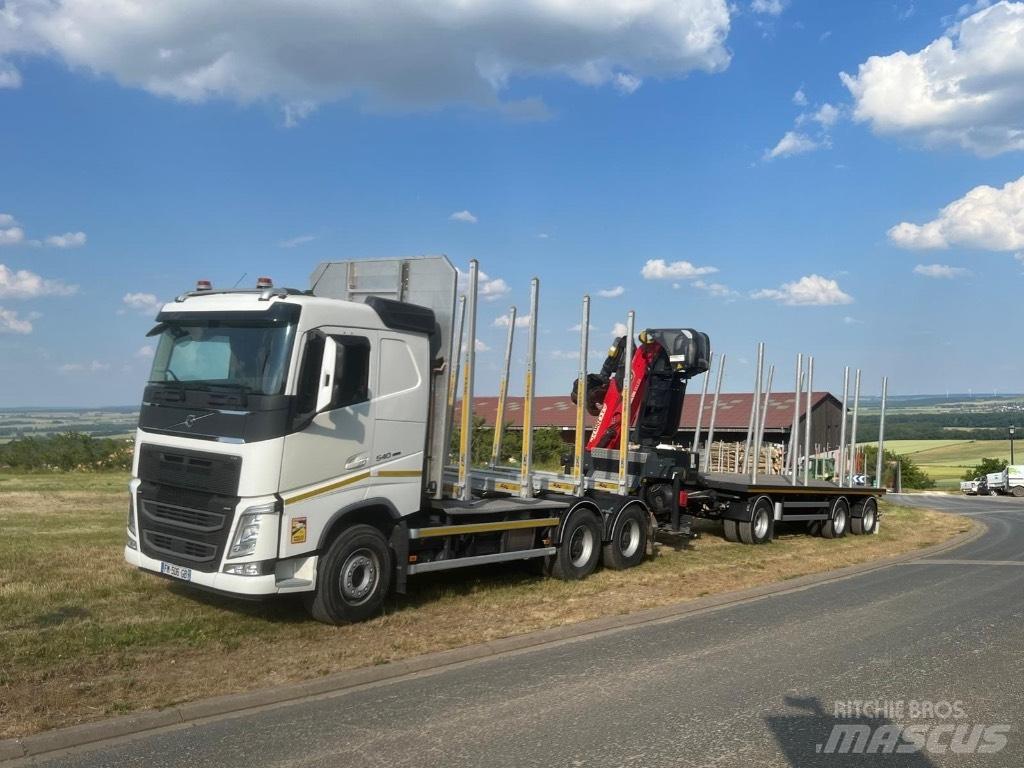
(160, 562), (192, 581)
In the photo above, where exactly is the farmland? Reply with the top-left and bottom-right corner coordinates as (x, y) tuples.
(879, 439), (1014, 490)
(0, 408), (138, 443)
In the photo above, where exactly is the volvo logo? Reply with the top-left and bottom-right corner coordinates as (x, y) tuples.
(171, 412), (214, 430)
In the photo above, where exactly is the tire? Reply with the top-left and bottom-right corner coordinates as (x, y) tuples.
(602, 504), (649, 570)
(549, 510), (602, 580)
(722, 519), (739, 542)
(821, 498), (850, 539)
(1012, 486), (1024, 498)
(851, 498), (878, 535)
(738, 497), (773, 545)
(807, 520), (823, 537)
(304, 524), (392, 625)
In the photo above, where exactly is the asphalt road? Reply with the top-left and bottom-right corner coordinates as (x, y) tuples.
(34, 494), (1024, 767)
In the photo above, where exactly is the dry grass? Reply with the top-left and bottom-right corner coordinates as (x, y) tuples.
(0, 472), (969, 739)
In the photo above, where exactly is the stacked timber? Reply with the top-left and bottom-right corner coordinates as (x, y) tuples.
(704, 441), (784, 475)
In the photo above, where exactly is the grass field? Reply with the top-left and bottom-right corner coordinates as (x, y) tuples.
(877, 439), (1014, 490)
(0, 471), (969, 739)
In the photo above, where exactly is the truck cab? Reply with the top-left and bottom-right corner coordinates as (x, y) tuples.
(125, 260), (451, 609)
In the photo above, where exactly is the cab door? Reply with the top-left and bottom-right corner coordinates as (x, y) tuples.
(279, 328), (378, 554)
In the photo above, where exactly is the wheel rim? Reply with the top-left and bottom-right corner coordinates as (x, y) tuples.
(619, 518), (641, 558)
(569, 524), (595, 568)
(339, 548), (380, 605)
(834, 507), (847, 535)
(753, 509), (770, 539)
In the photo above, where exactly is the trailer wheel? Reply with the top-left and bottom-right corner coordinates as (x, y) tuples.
(851, 498), (878, 535)
(304, 524), (392, 625)
(738, 497), (773, 545)
(549, 511), (602, 580)
(821, 498), (850, 539)
(602, 505), (648, 570)
(722, 520), (739, 542)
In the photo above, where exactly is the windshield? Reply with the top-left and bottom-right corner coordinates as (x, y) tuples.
(149, 317), (296, 396)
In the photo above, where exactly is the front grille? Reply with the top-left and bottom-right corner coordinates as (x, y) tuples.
(142, 500), (225, 532)
(139, 445), (242, 496)
(143, 531), (218, 563)
(136, 481), (238, 572)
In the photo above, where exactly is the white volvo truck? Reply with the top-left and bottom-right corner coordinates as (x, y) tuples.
(126, 256), (884, 624)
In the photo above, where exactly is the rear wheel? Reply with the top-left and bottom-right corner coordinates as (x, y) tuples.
(549, 510), (602, 580)
(304, 524), (392, 625)
(1012, 486), (1024, 498)
(602, 505), (648, 570)
(851, 497), (878, 535)
(807, 520), (823, 537)
(739, 497), (773, 545)
(822, 498), (850, 539)
(722, 519), (739, 542)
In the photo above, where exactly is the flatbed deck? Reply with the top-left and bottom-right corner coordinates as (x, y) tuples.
(698, 472), (884, 496)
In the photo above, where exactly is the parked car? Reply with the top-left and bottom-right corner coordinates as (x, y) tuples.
(960, 477), (982, 495)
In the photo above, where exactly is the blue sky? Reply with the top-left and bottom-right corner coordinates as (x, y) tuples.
(1, 0), (1023, 407)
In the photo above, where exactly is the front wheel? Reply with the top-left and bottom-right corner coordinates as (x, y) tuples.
(549, 510), (602, 580)
(1011, 486), (1024, 498)
(304, 524), (392, 625)
(602, 504), (648, 570)
(739, 497), (773, 544)
(822, 498), (850, 539)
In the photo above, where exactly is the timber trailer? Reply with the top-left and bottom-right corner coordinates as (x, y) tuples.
(125, 256), (885, 624)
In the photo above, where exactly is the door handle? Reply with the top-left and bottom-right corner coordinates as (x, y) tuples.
(345, 455), (367, 470)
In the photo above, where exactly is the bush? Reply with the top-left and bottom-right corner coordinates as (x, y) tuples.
(450, 417), (568, 469)
(0, 432), (133, 472)
(961, 457), (1008, 481)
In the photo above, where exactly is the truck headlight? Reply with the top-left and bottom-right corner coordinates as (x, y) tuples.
(228, 502), (278, 559)
(128, 497), (136, 535)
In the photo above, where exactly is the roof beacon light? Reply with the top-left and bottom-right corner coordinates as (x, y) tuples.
(256, 276), (274, 289)
(196, 279), (212, 291)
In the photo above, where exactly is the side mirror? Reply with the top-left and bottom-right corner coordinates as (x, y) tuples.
(315, 336), (337, 413)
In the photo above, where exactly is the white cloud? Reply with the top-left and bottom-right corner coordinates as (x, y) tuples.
(0, 307), (33, 334)
(792, 88), (808, 106)
(0, 214), (16, 227)
(752, 274), (854, 306)
(611, 321), (628, 337)
(613, 73), (642, 94)
(764, 130), (821, 160)
(0, 264), (77, 298)
(0, 61), (21, 88)
(136, 345), (156, 359)
(751, 0), (787, 14)
(537, 232), (550, 239)
(843, 316), (863, 325)
(474, 338), (490, 352)
(0, 223), (24, 246)
(449, 210), (478, 224)
(456, 268), (511, 302)
(44, 231), (87, 249)
(841, 2), (1024, 156)
(914, 263), (971, 278)
(888, 174), (1024, 251)
(123, 292), (163, 315)
(641, 258), (718, 280)
(59, 360), (111, 375)
(279, 234), (315, 248)
(693, 279), (738, 298)
(550, 349), (580, 360)
(0, 1), (732, 117)
(597, 285), (625, 298)
(811, 102), (840, 127)
(494, 312), (531, 328)
(569, 322), (597, 332)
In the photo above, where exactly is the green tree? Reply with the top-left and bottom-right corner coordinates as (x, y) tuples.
(961, 457), (1008, 481)
(863, 445), (935, 490)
